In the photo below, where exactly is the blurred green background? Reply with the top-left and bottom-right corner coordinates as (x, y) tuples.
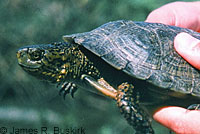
(0, 0), (197, 133)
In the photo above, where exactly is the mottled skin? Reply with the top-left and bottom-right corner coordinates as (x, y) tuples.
(17, 42), (100, 83)
(17, 20), (200, 134)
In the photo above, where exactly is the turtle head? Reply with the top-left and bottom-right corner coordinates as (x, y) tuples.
(17, 42), (82, 83)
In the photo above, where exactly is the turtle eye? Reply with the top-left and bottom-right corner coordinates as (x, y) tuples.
(28, 49), (44, 61)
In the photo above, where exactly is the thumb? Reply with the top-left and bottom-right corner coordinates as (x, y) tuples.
(174, 32), (200, 70)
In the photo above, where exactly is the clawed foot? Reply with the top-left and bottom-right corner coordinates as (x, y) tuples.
(187, 104), (200, 110)
(58, 82), (77, 99)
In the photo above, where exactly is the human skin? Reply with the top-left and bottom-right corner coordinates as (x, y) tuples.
(145, 1), (200, 134)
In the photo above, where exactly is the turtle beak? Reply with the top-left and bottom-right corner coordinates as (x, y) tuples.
(17, 48), (28, 65)
(16, 47), (42, 69)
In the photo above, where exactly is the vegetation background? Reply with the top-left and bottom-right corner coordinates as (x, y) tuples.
(0, 0), (197, 133)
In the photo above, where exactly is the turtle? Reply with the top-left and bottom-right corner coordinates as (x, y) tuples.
(16, 20), (200, 134)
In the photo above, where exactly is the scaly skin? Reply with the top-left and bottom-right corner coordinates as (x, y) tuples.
(117, 83), (154, 134)
(17, 42), (100, 84)
(17, 41), (154, 134)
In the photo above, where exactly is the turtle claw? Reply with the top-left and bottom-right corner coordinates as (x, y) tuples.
(58, 82), (77, 99)
(70, 86), (77, 98)
(187, 104), (200, 110)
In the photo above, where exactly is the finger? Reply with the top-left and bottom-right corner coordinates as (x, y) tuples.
(153, 106), (200, 134)
(174, 32), (200, 70)
(145, 3), (176, 25)
(145, 2), (200, 32)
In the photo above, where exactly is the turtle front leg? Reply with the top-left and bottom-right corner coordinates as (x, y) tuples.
(117, 83), (154, 134)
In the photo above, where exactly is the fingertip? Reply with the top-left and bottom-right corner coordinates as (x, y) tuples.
(174, 32), (200, 69)
(174, 32), (198, 50)
(145, 9), (173, 25)
(153, 106), (185, 125)
(153, 107), (186, 133)
(153, 106), (200, 134)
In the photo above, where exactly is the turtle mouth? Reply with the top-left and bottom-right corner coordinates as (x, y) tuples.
(18, 62), (41, 69)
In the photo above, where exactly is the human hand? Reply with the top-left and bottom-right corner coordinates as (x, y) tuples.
(146, 1), (200, 134)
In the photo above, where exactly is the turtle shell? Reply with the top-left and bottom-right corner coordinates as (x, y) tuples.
(63, 20), (200, 97)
